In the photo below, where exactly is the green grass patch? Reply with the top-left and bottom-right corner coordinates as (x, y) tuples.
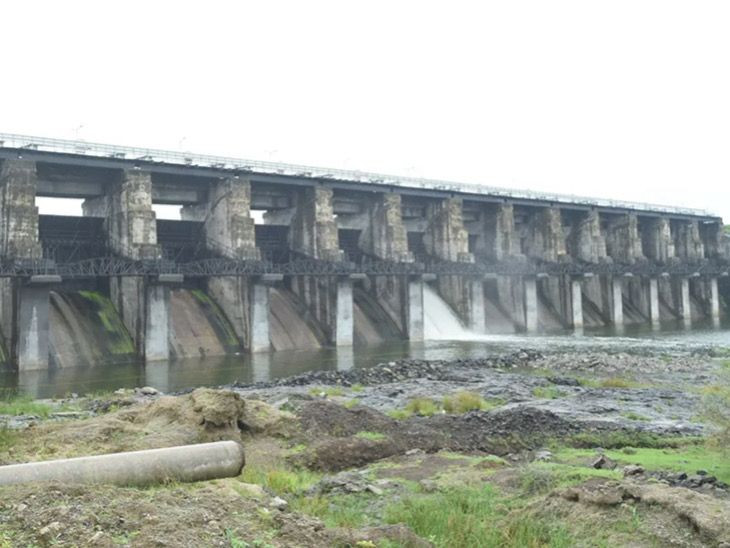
(532, 386), (565, 399)
(405, 397), (440, 417)
(518, 462), (621, 495)
(621, 411), (650, 422)
(553, 445), (730, 483)
(443, 391), (500, 413)
(386, 408), (412, 420)
(564, 431), (700, 450)
(355, 431), (387, 441)
(343, 399), (359, 409)
(291, 493), (374, 528)
(308, 386), (344, 398)
(598, 377), (641, 389)
(350, 383), (364, 393)
(384, 484), (573, 548)
(0, 393), (52, 418)
(239, 464), (321, 495)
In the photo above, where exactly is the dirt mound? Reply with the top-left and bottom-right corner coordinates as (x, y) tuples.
(298, 400), (399, 437)
(294, 402), (578, 471)
(553, 479), (730, 546)
(424, 406), (579, 452)
(1, 389), (282, 464)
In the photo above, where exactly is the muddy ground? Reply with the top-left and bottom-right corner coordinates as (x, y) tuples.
(1, 346), (729, 547)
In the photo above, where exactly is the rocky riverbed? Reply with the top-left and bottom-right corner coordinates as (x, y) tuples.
(0, 345), (729, 547)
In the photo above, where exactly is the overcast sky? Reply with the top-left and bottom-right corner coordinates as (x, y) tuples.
(2, 1), (728, 221)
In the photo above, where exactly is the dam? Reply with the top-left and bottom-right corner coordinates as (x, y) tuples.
(0, 133), (727, 373)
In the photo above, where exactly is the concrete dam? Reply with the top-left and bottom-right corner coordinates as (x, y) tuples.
(0, 133), (728, 372)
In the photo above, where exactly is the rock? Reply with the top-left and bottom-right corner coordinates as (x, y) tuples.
(88, 531), (105, 544)
(534, 450), (553, 462)
(367, 485), (384, 496)
(697, 469), (708, 476)
(138, 386), (159, 396)
(39, 522), (62, 539)
(270, 496), (288, 510)
(592, 454), (617, 470)
(405, 448), (424, 456)
(623, 464), (644, 476)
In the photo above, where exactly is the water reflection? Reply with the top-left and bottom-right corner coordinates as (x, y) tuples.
(3, 321), (729, 399)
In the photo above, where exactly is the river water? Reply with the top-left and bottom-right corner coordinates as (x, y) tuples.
(3, 317), (728, 399)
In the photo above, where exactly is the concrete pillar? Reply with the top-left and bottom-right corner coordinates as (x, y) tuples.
(0, 159), (42, 259)
(569, 210), (607, 263)
(571, 279), (583, 332)
(611, 277), (624, 329)
(605, 213), (643, 263)
(335, 276), (354, 346)
(468, 278), (486, 333)
(359, 193), (413, 262)
(145, 284), (170, 362)
(673, 220), (704, 262)
(85, 169), (161, 358)
(247, 274), (283, 353)
(17, 284), (53, 371)
(679, 277), (691, 326)
(249, 280), (271, 353)
(710, 277), (721, 325)
(524, 277), (538, 333)
(478, 203), (519, 260)
(200, 176), (258, 259)
(407, 277), (425, 341)
(643, 218), (674, 264)
(526, 207), (567, 262)
(423, 198), (472, 263)
(290, 186), (342, 261)
(105, 170), (160, 260)
(649, 277), (660, 328)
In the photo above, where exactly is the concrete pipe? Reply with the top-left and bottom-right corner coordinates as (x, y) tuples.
(0, 441), (245, 487)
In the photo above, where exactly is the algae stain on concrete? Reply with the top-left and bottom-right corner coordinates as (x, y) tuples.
(190, 289), (241, 348)
(78, 290), (136, 356)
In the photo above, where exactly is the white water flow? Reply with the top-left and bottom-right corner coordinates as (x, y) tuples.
(423, 284), (493, 341)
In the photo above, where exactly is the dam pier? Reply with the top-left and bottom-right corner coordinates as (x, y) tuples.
(0, 134), (727, 372)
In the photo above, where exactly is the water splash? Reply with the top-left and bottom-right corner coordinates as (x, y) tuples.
(423, 285), (492, 341)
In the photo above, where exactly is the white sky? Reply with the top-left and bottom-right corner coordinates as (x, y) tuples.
(2, 1), (729, 221)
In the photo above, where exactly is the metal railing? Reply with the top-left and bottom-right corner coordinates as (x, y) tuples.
(0, 132), (718, 218)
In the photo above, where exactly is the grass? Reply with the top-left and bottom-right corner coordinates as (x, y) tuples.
(518, 461), (621, 495)
(406, 397), (440, 417)
(388, 392), (503, 419)
(308, 386), (344, 398)
(553, 445), (730, 483)
(532, 386), (565, 399)
(239, 464), (322, 495)
(443, 391), (500, 413)
(355, 431), (387, 441)
(384, 484), (573, 548)
(700, 381), (730, 449)
(0, 393), (52, 418)
(576, 376), (643, 389)
(621, 411), (650, 422)
(564, 431), (700, 450)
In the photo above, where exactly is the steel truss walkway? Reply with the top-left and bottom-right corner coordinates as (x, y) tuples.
(2, 254), (729, 280)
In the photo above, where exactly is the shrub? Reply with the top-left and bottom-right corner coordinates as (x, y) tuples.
(443, 391), (495, 413)
(404, 397), (439, 417)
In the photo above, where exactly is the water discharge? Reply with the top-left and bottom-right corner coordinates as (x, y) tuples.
(423, 284), (472, 340)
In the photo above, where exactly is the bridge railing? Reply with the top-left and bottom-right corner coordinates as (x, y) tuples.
(0, 132), (718, 218)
